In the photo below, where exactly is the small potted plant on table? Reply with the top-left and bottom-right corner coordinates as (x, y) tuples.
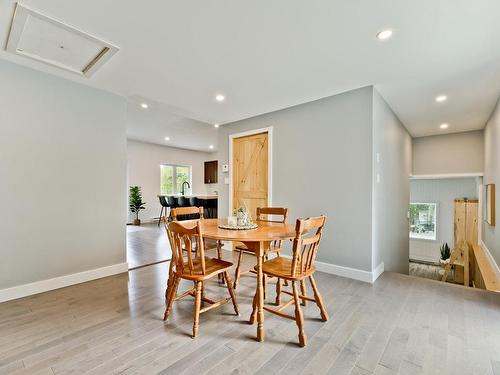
(129, 186), (146, 225)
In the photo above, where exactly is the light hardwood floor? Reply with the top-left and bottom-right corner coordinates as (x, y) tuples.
(1, 250), (500, 374)
(127, 223), (171, 269)
(127, 223), (216, 269)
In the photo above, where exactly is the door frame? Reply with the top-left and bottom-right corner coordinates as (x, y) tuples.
(228, 126), (273, 216)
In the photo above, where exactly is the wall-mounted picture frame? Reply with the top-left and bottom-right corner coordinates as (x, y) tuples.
(484, 184), (495, 226)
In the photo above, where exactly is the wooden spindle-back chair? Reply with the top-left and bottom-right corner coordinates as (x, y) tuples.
(163, 219), (239, 338)
(167, 206), (224, 285)
(233, 207), (288, 289)
(255, 215), (328, 347)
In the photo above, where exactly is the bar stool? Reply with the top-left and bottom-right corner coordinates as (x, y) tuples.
(157, 196), (170, 226)
(188, 197), (199, 220)
(197, 199), (207, 217)
(165, 196), (177, 221)
(176, 196), (189, 208)
(207, 198), (217, 218)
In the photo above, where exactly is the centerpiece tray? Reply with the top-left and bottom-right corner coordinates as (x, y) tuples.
(218, 223), (258, 230)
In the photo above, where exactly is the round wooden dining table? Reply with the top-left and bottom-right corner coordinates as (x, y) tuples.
(200, 218), (296, 342)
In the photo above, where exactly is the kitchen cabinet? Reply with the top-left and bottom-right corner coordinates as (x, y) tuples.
(204, 160), (218, 184)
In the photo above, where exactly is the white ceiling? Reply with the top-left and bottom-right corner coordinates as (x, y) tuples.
(126, 96), (217, 152)
(1, 0), (500, 148)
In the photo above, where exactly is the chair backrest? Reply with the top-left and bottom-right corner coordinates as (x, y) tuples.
(256, 207), (288, 250)
(176, 196), (189, 207)
(166, 219), (206, 275)
(158, 195), (168, 207)
(171, 206), (204, 221)
(256, 207), (288, 223)
(166, 196), (177, 207)
(189, 197), (199, 207)
(291, 215), (326, 277)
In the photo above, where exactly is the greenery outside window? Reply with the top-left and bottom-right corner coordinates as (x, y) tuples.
(161, 164), (191, 195)
(409, 202), (437, 240)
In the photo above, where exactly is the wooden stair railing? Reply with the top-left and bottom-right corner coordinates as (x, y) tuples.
(471, 243), (500, 293)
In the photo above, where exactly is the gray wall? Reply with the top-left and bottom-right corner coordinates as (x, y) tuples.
(413, 131), (484, 175)
(372, 90), (412, 274)
(216, 87), (374, 271)
(483, 97), (500, 265)
(409, 178), (478, 263)
(0, 60), (127, 289)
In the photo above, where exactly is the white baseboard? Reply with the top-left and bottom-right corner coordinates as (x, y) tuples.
(372, 262), (385, 283)
(409, 254), (439, 264)
(280, 254), (383, 284)
(410, 173), (483, 180)
(314, 260), (384, 283)
(0, 262), (129, 303)
(481, 240), (500, 275)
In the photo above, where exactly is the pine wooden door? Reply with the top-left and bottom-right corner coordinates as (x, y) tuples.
(232, 132), (268, 221)
(454, 199), (478, 247)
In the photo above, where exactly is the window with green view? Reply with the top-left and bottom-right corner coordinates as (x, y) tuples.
(409, 202), (437, 240)
(160, 165), (191, 195)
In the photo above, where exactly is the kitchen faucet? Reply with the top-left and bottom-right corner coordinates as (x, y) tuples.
(181, 181), (191, 195)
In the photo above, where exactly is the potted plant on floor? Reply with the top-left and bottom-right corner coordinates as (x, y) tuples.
(439, 242), (451, 265)
(129, 186), (146, 225)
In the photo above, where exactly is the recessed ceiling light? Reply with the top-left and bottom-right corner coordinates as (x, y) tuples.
(376, 29), (393, 40)
(214, 123), (220, 128)
(140, 103), (148, 109)
(435, 95), (447, 103)
(440, 123), (449, 129)
(164, 136), (170, 141)
(215, 94), (225, 102)
(209, 145), (214, 149)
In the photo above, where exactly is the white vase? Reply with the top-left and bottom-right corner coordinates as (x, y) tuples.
(236, 210), (250, 226)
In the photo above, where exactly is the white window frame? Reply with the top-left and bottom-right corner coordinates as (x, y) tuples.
(160, 164), (192, 195)
(409, 202), (438, 241)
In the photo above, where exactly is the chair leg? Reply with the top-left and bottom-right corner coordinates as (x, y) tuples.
(250, 289), (257, 325)
(201, 281), (206, 307)
(309, 275), (328, 321)
(163, 275), (180, 321)
(165, 258), (175, 301)
(275, 277), (282, 305)
(192, 281), (202, 338)
(224, 272), (240, 315)
(233, 249), (243, 289)
(217, 241), (225, 284)
(283, 280), (289, 286)
(263, 274), (267, 300)
(292, 281), (306, 347)
(158, 206), (164, 227)
(300, 279), (307, 306)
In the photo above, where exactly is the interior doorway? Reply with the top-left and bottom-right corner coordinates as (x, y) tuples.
(408, 175), (482, 285)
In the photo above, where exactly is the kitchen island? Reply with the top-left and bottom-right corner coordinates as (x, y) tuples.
(159, 194), (218, 218)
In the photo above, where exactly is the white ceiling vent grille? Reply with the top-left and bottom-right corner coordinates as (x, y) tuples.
(6, 4), (119, 77)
